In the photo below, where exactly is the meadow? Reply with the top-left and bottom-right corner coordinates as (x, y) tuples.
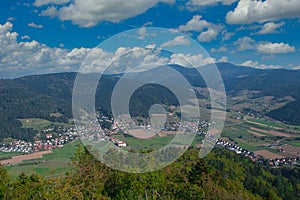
(6, 139), (80, 178)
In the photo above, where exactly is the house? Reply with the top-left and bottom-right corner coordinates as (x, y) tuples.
(46, 134), (53, 139)
(116, 141), (127, 147)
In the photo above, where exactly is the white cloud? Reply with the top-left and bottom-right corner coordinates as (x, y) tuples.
(211, 46), (227, 53)
(218, 56), (228, 63)
(38, 0), (174, 28)
(293, 65), (300, 70)
(186, 0), (237, 10)
(222, 31), (234, 41)
(7, 17), (15, 21)
(138, 27), (148, 39)
(0, 22), (100, 76)
(161, 36), (191, 48)
(257, 42), (295, 54)
(145, 44), (156, 49)
(0, 22), (170, 76)
(233, 36), (295, 54)
(21, 35), (31, 40)
(169, 53), (216, 67)
(176, 15), (223, 42)
(241, 60), (282, 69)
(34, 0), (70, 7)
(226, 0), (300, 24)
(197, 28), (218, 42)
(177, 15), (211, 32)
(255, 22), (285, 35)
(143, 21), (153, 26)
(234, 36), (256, 51)
(1, 22), (217, 77)
(261, 55), (275, 60)
(106, 47), (169, 73)
(28, 22), (43, 29)
(40, 6), (57, 17)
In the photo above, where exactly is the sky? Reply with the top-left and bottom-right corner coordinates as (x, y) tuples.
(0, 0), (300, 78)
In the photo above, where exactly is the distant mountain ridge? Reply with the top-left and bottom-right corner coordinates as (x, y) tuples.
(0, 62), (300, 141)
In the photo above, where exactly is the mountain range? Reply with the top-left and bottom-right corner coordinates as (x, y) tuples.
(0, 62), (299, 141)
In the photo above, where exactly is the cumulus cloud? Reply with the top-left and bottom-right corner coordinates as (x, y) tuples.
(234, 36), (256, 51)
(34, 0), (70, 7)
(211, 46), (227, 53)
(161, 36), (191, 48)
(218, 56), (228, 62)
(186, 0), (237, 10)
(221, 31), (234, 41)
(241, 60), (282, 69)
(233, 36), (295, 54)
(28, 22), (43, 29)
(0, 22), (102, 76)
(197, 28), (219, 42)
(177, 15), (212, 32)
(37, 0), (174, 27)
(176, 15), (223, 42)
(233, 36), (296, 54)
(256, 42), (295, 54)
(226, 0), (300, 24)
(1, 22), (215, 77)
(169, 53), (216, 67)
(255, 22), (285, 35)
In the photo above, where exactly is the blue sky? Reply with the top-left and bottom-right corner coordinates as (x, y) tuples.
(0, 0), (300, 78)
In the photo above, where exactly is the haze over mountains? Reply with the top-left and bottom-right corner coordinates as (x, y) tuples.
(0, 62), (299, 141)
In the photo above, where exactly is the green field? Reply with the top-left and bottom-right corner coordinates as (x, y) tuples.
(249, 118), (300, 132)
(0, 152), (21, 160)
(124, 134), (175, 151)
(6, 140), (80, 178)
(222, 113), (300, 154)
(18, 118), (69, 131)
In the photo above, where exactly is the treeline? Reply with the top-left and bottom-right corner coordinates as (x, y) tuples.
(267, 100), (300, 125)
(1, 147), (300, 199)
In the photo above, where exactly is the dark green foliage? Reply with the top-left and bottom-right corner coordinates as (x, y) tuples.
(2, 147), (300, 199)
(0, 166), (9, 199)
(267, 100), (300, 125)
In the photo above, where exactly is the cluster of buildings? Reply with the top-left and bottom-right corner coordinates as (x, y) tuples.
(199, 130), (300, 167)
(2, 112), (299, 168)
(0, 127), (79, 154)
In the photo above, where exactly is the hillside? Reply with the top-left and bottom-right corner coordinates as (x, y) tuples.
(0, 63), (300, 141)
(267, 100), (300, 124)
(1, 146), (300, 199)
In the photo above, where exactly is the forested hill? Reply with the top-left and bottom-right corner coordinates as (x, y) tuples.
(1, 146), (300, 199)
(1, 63), (300, 141)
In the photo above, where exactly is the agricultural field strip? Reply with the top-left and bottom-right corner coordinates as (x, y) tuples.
(0, 150), (52, 165)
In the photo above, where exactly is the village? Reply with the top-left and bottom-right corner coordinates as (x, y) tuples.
(99, 114), (300, 167)
(0, 126), (79, 154)
(1, 113), (300, 168)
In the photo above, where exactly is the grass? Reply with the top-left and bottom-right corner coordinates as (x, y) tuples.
(286, 141), (300, 147)
(247, 118), (286, 129)
(18, 118), (69, 131)
(0, 152), (21, 160)
(221, 113), (298, 153)
(124, 134), (175, 151)
(6, 140), (80, 178)
(234, 138), (264, 152)
(247, 117), (300, 132)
